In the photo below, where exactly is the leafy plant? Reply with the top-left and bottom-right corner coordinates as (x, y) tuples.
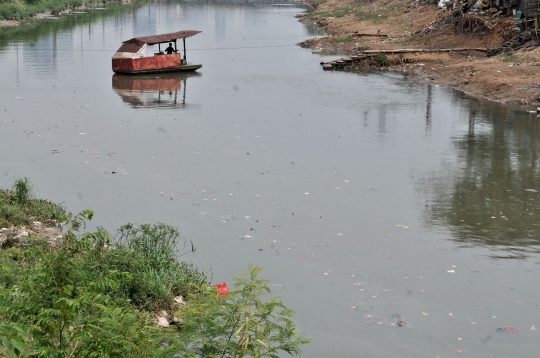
(177, 264), (310, 357)
(374, 53), (388, 64)
(0, 322), (27, 357)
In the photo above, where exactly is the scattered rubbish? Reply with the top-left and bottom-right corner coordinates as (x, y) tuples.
(353, 282), (362, 286)
(215, 283), (228, 296)
(531, 325), (536, 330)
(244, 216), (251, 219)
(448, 312), (454, 317)
(447, 270), (455, 273)
(422, 312), (428, 316)
(456, 349), (463, 354)
(304, 192), (309, 195)
(79, 133), (87, 135)
(525, 189), (538, 192)
(323, 272), (329, 276)
(337, 233), (343, 236)
(497, 326), (517, 333)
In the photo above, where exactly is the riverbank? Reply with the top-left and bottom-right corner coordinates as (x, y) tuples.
(0, 0), (132, 26)
(298, 0), (540, 105)
(0, 179), (309, 357)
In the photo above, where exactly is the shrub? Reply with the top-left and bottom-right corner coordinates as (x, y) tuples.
(177, 264), (310, 357)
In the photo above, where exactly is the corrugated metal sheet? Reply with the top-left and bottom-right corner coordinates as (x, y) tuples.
(126, 30), (201, 46)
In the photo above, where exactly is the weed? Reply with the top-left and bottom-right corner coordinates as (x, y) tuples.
(309, 7), (352, 18)
(375, 53), (388, 64)
(331, 35), (356, 43)
(12, 177), (32, 204)
(177, 264), (310, 357)
(502, 53), (524, 63)
(0, 179), (65, 228)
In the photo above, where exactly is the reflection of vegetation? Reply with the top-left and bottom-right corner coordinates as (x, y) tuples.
(0, 1), (146, 49)
(422, 96), (540, 259)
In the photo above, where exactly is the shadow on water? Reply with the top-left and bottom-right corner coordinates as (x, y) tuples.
(112, 72), (200, 109)
(421, 93), (540, 259)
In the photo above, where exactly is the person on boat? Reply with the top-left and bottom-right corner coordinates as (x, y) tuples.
(165, 43), (177, 54)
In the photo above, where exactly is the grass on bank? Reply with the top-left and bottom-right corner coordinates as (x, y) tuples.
(0, 177), (65, 229)
(0, 179), (309, 357)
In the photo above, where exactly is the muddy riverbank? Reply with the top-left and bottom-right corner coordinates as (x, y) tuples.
(298, 0), (540, 105)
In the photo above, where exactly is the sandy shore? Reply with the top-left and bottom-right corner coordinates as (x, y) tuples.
(297, 0), (540, 105)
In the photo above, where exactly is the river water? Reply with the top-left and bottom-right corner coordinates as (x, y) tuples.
(1, 1), (540, 357)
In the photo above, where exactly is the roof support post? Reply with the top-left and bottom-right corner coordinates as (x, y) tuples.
(183, 38), (186, 64)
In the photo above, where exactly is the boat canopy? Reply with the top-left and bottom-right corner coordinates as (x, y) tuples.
(116, 31), (201, 53)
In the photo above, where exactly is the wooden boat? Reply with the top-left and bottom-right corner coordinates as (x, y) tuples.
(112, 30), (202, 74)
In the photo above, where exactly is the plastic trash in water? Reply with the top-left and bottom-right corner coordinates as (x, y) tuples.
(215, 283), (228, 296)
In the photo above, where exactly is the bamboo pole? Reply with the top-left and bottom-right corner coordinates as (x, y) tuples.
(361, 48), (488, 54)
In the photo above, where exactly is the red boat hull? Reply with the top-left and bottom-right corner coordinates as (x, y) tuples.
(112, 54), (201, 74)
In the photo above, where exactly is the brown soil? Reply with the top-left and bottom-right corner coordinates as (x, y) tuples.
(298, 0), (540, 105)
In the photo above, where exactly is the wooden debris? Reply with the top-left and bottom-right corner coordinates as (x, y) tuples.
(352, 33), (389, 37)
(362, 48), (488, 54)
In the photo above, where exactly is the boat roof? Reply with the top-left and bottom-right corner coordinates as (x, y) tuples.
(117, 30), (201, 53)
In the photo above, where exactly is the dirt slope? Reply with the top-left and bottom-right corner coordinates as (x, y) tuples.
(298, 0), (540, 105)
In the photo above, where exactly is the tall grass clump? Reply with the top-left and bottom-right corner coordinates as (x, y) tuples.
(0, 178), (64, 228)
(111, 223), (208, 311)
(12, 177), (32, 204)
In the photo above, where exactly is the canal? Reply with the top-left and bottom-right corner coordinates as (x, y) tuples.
(1, 0), (540, 356)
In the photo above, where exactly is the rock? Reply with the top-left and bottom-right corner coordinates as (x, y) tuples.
(159, 310), (168, 318)
(174, 295), (186, 305)
(156, 316), (169, 328)
(20, 231), (28, 237)
(323, 64), (333, 70)
(171, 316), (182, 324)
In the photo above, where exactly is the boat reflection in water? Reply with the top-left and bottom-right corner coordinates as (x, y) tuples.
(111, 72), (200, 109)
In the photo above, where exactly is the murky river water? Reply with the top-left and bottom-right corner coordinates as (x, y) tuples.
(2, 1), (540, 356)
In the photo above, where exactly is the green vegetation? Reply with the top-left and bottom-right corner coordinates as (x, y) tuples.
(0, 178), (64, 229)
(331, 35), (356, 43)
(309, 5), (391, 24)
(374, 52), (388, 64)
(0, 0), (95, 20)
(502, 53), (526, 63)
(0, 179), (309, 357)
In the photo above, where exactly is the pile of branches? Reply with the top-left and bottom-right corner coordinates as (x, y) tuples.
(487, 31), (533, 56)
(412, 1), (494, 39)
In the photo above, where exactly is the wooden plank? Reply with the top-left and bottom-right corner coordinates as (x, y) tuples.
(362, 48), (488, 54)
(352, 33), (389, 37)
